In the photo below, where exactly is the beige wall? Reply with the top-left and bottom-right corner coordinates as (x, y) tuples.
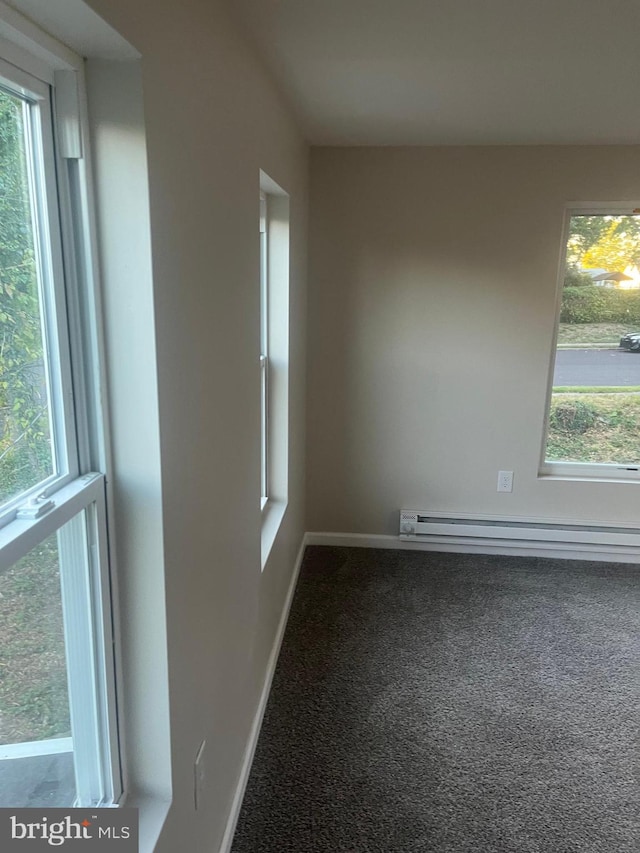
(85, 57), (171, 811)
(75, 0), (306, 850)
(308, 146), (640, 533)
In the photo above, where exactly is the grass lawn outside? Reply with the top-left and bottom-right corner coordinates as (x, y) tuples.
(547, 391), (640, 465)
(0, 535), (71, 745)
(557, 322), (638, 347)
(553, 385), (640, 394)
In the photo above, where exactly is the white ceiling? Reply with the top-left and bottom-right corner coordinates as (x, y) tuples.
(229, 0), (640, 146)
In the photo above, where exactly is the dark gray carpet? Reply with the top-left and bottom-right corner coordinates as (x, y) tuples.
(232, 546), (640, 852)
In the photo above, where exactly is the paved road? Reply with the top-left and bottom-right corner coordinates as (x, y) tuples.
(554, 348), (640, 386)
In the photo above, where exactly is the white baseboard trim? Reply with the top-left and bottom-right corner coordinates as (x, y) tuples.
(218, 534), (308, 853)
(304, 531), (640, 563)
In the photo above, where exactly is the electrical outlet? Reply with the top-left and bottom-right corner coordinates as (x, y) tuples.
(497, 470), (513, 493)
(194, 739), (206, 810)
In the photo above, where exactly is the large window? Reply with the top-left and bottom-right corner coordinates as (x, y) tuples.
(542, 206), (640, 479)
(0, 27), (120, 807)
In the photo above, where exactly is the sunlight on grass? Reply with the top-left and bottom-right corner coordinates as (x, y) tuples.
(557, 322), (635, 346)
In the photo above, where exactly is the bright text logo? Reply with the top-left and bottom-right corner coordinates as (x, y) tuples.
(1, 809), (137, 850)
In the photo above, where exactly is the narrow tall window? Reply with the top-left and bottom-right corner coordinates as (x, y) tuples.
(259, 172), (289, 566)
(542, 207), (640, 478)
(260, 192), (269, 506)
(0, 31), (120, 807)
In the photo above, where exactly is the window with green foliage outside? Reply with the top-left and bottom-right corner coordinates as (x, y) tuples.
(545, 212), (640, 469)
(0, 46), (120, 807)
(0, 89), (54, 505)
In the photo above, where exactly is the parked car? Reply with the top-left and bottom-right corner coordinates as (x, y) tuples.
(620, 332), (640, 352)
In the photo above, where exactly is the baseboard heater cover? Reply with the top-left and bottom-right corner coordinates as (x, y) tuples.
(399, 509), (640, 549)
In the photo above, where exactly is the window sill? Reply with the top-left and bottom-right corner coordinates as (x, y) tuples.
(119, 791), (171, 853)
(261, 498), (287, 571)
(539, 463), (640, 484)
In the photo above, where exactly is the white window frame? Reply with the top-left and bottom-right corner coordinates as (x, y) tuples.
(0, 57), (78, 526)
(260, 191), (269, 509)
(0, 8), (122, 808)
(539, 201), (640, 483)
(0, 475), (120, 805)
(259, 172), (290, 569)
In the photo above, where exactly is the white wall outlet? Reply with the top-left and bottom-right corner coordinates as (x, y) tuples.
(194, 739), (206, 810)
(497, 470), (514, 493)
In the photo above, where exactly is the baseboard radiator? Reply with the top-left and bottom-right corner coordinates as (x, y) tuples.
(399, 509), (640, 557)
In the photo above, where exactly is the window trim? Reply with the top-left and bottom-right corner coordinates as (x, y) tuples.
(260, 191), (269, 506)
(259, 171), (290, 569)
(0, 474), (120, 805)
(539, 201), (640, 482)
(0, 61), (80, 527)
